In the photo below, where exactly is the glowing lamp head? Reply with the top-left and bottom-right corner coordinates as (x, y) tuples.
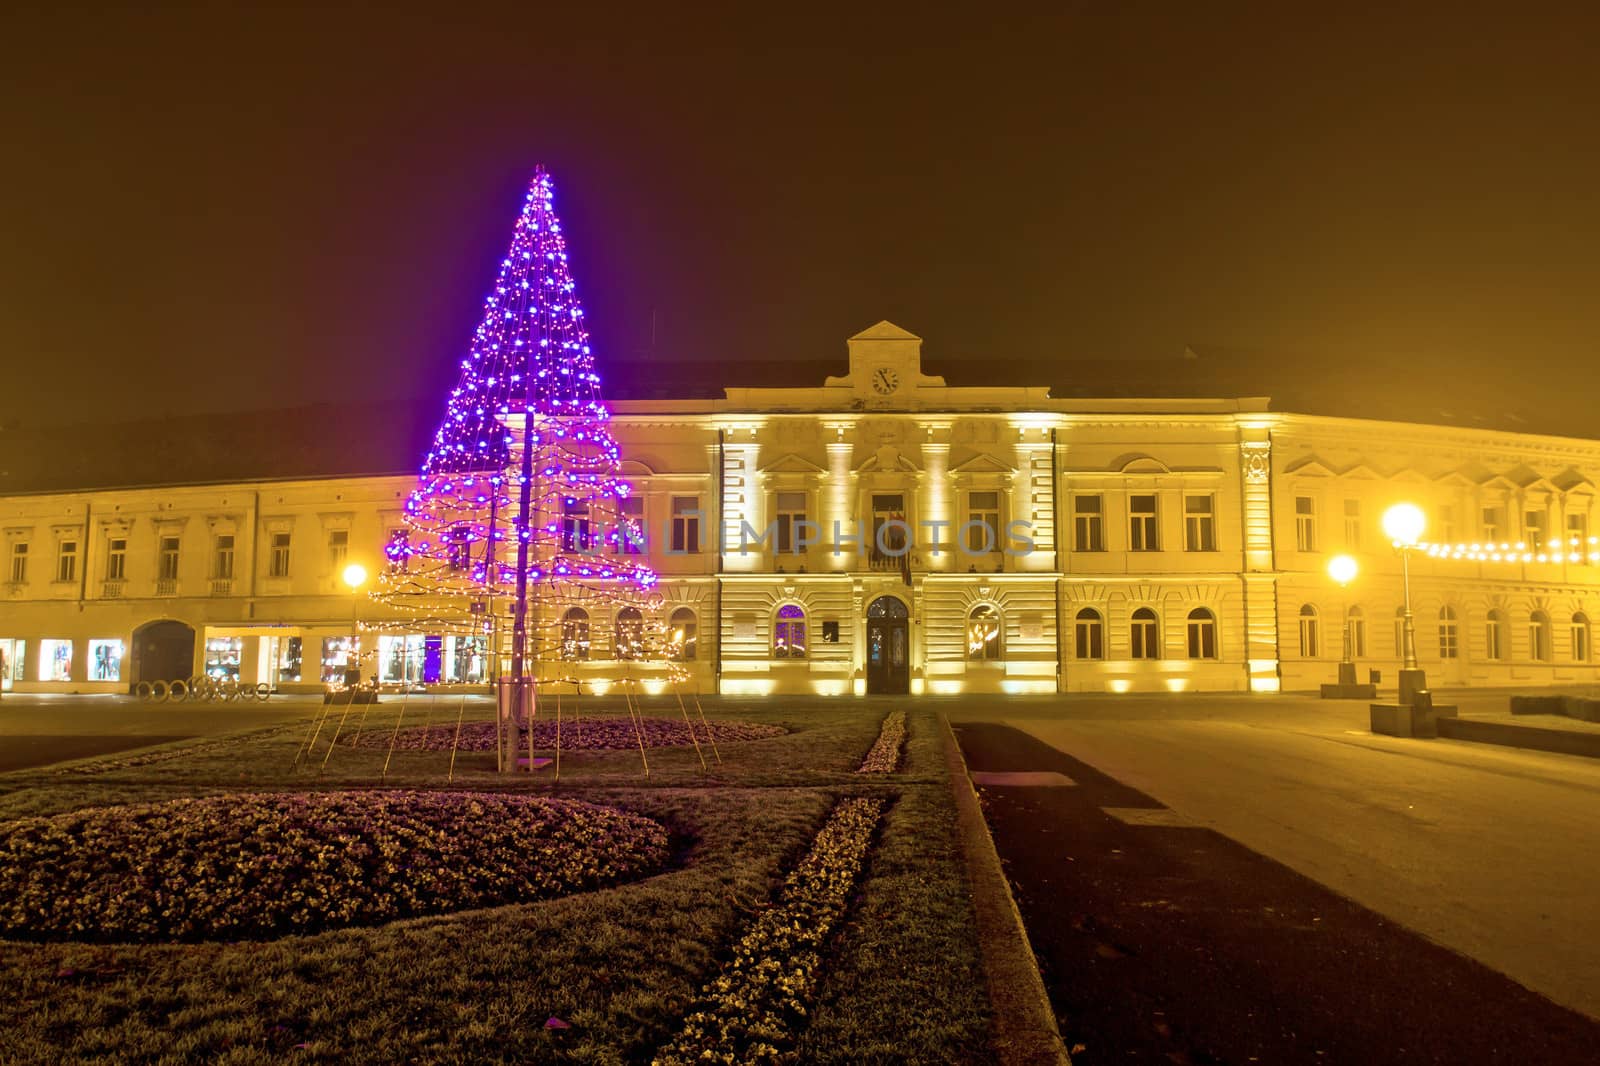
(1382, 503), (1427, 546)
(342, 563), (369, 590)
(1327, 553), (1359, 586)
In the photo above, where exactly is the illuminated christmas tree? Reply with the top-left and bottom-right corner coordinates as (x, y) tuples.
(376, 167), (669, 767)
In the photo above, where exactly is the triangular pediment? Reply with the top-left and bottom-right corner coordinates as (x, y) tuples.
(1282, 454), (1336, 477)
(848, 320), (922, 342)
(950, 452), (1017, 475)
(1504, 464), (1549, 489)
(1552, 467), (1595, 493)
(1339, 462), (1384, 479)
(761, 452), (827, 475)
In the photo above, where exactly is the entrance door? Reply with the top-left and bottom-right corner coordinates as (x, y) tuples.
(131, 620), (196, 685)
(866, 595), (910, 694)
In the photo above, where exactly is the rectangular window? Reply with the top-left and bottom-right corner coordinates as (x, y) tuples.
(0, 639), (25, 685)
(1343, 499), (1361, 548)
(321, 636), (353, 683)
(215, 535), (235, 579)
(1482, 506), (1502, 542)
(775, 491), (808, 554)
(9, 543), (26, 583)
(1073, 495), (1104, 552)
(870, 494), (907, 562)
(88, 638), (124, 681)
(269, 532), (292, 577)
(447, 525), (471, 571)
(329, 529), (349, 570)
(1524, 509), (1546, 550)
(1074, 614), (1104, 659)
(671, 496), (701, 553)
(273, 635), (303, 683)
(617, 496), (645, 554)
(1439, 504), (1456, 542)
(1294, 497), (1317, 552)
(561, 498), (591, 553)
(106, 538), (127, 580)
(41, 638), (73, 682)
(1128, 494), (1159, 552)
(966, 491), (1001, 554)
(1183, 495), (1216, 552)
(158, 536), (180, 581)
(1568, 511), (1590, 549)
(56, 540), (79, 583)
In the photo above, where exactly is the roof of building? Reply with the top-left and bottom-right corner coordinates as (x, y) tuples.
(1, 351), (1590, 494)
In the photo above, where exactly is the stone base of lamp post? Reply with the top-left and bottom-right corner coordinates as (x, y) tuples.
(1370, 685), (1459, 738)
(1397, 668), (1429, 708)
(1321, 661), (1377, 699)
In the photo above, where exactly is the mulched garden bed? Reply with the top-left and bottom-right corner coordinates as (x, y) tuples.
(0, 791), (668, 943)
(346, 716), (787, 752)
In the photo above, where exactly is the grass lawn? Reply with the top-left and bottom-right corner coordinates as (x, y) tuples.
(0, 698), (989, 1063)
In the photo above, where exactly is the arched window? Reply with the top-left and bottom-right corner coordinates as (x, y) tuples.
(1074, 607), (1104, 660)
(1130, 607), (1160, 659)
(669, 607), (697, 662)
(1439, 606), (1459, 660)
(1186, 607), (1217, 659)
(1485, 609), (1505, 660)
(967, 604), (1002, 661)
(614, 607), (643, 660)
(774, 603), (807, 659)
(1298, 604), (1319, 658)
(1573, 612), (1591, 663)
(561, 607), (590, 661)
(1529, 609), (1552, 662)
(1347, 606), (1367, 658)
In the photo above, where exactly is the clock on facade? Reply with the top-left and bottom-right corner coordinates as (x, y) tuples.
(871, 367), (900, 394)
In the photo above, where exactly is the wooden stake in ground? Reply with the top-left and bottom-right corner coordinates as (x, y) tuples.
(320, 693), (359, 772)
(620, 673), (649, 777)
(673, 683), (707, 771)
(446, 691), (469, 782)
(381, 687), (414, 781)
(295, 700), (338, 770)
(692, 686), (722, 765)
(554, 688), (562, 782)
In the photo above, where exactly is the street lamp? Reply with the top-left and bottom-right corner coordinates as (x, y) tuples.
(1327, 553), (1359, 684)
(1381, 503), (1427, 704)
(342, 562), (368, 688)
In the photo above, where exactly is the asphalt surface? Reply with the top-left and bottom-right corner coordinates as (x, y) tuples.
(952, 692), (1600, 1064)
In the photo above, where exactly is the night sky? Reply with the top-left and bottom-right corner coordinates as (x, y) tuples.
(4, 6), (1597, 428)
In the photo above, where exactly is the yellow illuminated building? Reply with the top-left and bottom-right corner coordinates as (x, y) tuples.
(3, 322), (1597, 696)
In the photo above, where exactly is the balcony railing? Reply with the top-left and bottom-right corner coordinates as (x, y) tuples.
(102, 580), (124, 599)
(155, 578), (179, 597)
(210, 579), (232, 597)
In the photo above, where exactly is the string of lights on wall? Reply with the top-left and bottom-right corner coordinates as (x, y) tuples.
(1417, 536), (1600, 564)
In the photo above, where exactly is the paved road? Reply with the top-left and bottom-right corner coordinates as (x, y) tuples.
(951, 692), (1600, 1022)
(0, 694), (323, 771)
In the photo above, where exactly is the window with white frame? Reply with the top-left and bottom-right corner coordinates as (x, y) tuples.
(446, 525), (471, 571)
(1348, 606), (1367, 657)
(1184, 495), (1216, 552)
(1568, 510), (1590, 550)
(269, 532), (292, 577)
(1294, 497), (1317, 552)
(329, 529), (349, 571)
(56, 540), (79, 583)
(614, 607), (644, 660)
(1343, 499), (1361, 548)
(1073, 495), (1105, 552)
(1186, 607), (1218, 659)
(1571, 612), (1590, 662)
(561, 498), (592, 553)
(966, 491), (1001, 554)
(561, 607), (591, 660)
(1486, 609), (1504, 660)
(617, 496), (646, 554)
(967, 604), (1001, 661)
(1524, 508), (1547, 550)
(157, 536), (180, 581)
(106, 537), (127, 581)
(9, 543), (26, 583)
(1529, 609), (1552, 661)
(215, 534), (235, 579)
(1074, 608), (1104, 659)
(1439, 606), (1459, 659)
(1128, 494), (1158, 552)
(1481, 506), (1503, 542)
(671, 496), (701, 553)
(669, 607), (697, 661)
(1130, 607), (1160, 658)
(775, 491), (808, 554)
(774, 603), (807, 658)
(1298, 604), (1319, 657)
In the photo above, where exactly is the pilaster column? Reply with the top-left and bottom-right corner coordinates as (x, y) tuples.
(824, 422), (856, 572)
(1239, 434), (1279, 691)
(920, 421), (953, 571)
(1011, 422), (1055, 573)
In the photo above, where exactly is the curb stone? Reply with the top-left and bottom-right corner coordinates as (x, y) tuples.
(939, 713), (1072, 1066)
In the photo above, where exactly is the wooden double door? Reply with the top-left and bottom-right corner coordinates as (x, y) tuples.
(865, 595), (909, 695)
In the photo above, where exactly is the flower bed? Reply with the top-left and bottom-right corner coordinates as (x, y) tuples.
(56, 724), (303, 775)
(0, 791), (668, 943)
(653, 796), (886, 1065)
(348, 716), (786, 752)
(856, 709), (906, 773)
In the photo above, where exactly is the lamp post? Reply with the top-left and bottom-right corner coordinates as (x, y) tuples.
(1381, 503), (1427, 705)
(342, 562), (368, 689)
(1327, 553), (1359, 685)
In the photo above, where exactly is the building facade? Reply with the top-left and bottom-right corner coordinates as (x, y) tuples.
(4, 322), (1598, 696)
